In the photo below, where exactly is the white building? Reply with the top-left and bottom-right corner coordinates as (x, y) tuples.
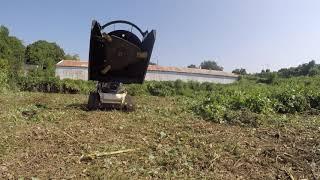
(56, 60), (238, 84)
(56, 60), (88, 80)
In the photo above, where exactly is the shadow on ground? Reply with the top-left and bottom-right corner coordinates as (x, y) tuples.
(66, 103), (89, 111)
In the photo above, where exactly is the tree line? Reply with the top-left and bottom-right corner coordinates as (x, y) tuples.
(187, 60), (247, 75)
(187, 60), (224, 71)
(0, 25), (79, 78)
(187, 60), (320, 77)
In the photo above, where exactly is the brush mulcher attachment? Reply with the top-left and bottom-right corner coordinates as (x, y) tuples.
(87, 20), (156, 111)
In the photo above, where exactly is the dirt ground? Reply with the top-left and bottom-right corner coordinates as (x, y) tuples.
(0, 92), (319, 179)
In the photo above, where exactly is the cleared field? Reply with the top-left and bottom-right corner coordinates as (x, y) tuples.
(0, 92), (319, 179)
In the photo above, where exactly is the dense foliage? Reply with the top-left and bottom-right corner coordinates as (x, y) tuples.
(187, 64), (197, 68)
(276, 60), (320, 77)
(0, 26), (80, 92)
(232, 68), (247, 75)
(128, 77), (320, 124)
(17, 75), (95, 94)
(64, 53), (80, 60)
(200, 60), (224, 71)
(193, 77), (320, 122)
(0, 26), (25, 90)
(0, 58), (9, 91)
(0, 26), (25, 65)
(25, 40), (65, 76)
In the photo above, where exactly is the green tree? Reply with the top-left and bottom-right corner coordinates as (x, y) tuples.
(232, 68), (247, 75)
(0, 25), (25, 62)
(64, 53), (80, 60)
(309, 67), (320, 76)
(25, 40), (65, 76)
(0, 26), (10, 58)
(0, 25), (25, 77)
(278, 60), (318, 77)
(200, 60), (223, 71)
(187, 64), (197, 68)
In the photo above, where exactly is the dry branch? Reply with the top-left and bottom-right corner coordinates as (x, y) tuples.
(80, 148), (139, 162)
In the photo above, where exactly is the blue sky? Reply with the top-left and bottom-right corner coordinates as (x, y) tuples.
(1, 0), (320, 72)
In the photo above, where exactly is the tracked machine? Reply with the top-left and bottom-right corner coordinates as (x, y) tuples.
(87, 20), (156, 111)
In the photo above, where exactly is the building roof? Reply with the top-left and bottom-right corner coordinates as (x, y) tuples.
(56, 60), (88, 68)
(56, 60), (238, 78)
(147, 65), (238, 77)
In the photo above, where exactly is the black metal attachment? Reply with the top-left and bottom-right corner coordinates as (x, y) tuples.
(87, 19), (156, 111)
(101, 20), (148, 37)
(88, 20), (156, 84)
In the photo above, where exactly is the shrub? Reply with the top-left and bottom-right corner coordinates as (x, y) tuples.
(244, 94), (273, 113)
(173, 80), (193, 96)
(147, 81), (175, 96)
(194, 99), (227, 123)
(306, 90), (320, 110)
(200, 82), (216, 91)
(224, 109), (261, 127)
(0, 71), (8, 92)
(191, 76), (320, 123)
(256, 73), (277, 84)
(187, 81), (202, 91)
(126, 84), (148, 96)
(273, 89), (309, 113)
(0, 59), (9, 92)
(16, 75), (95, 94)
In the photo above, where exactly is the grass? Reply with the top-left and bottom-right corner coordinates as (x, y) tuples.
(0, 92), (320, 179)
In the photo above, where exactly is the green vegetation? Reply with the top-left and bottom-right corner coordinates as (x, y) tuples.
(278, 60), (320, 77)
(126, 76), (320, 126)
(200, 60), (224, 71)
(1, 24), (320, 179)
(17, 76), (95, 94)
(25, 40), (65, 76)
(0, 58), (9, 92)
(193, 77), (320, 124)
(187, 60), (224, 70)
(232, 68), (247, 75)
(0, 25), (25, 89)
(0, 25), (79, 90)
(64, 53), (80, 60)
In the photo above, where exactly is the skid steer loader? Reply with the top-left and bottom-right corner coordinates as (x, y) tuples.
(87, 20), (156, 111)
